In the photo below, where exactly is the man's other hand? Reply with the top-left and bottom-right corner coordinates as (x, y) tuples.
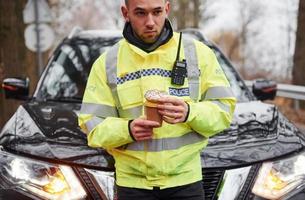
(130, 118), (160, 141)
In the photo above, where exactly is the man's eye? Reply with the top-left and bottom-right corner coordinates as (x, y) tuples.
(153, 10), (162, 15)
(136, 11), (146, 16)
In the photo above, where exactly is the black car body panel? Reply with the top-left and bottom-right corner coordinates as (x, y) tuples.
(203, 101), (305, 168)
(0, 101), (114, 169)
(1, 100), (304, 170)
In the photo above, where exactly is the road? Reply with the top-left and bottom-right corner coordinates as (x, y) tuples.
(296, 123), (305, 134)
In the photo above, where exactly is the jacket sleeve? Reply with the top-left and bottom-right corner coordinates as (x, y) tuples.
(185, 41), (236, 137)
(78, 52), (134, 150)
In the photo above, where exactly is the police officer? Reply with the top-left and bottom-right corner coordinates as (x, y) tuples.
(79, 0), (236, 199)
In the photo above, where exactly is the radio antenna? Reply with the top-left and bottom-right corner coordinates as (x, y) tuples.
(176, 32), (183, 61)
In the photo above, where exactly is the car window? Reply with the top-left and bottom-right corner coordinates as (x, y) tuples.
(37, 37), (120, 101)
(40, 45), (83, 99)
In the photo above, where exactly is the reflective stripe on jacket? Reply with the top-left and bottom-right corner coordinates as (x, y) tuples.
(78, 32), (236, 189)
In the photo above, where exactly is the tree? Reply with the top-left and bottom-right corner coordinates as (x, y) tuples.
(236, 0), (264, 78)
(292, 0), (305, 109)
(0, 1), (47, 127)
(49, 0), (122, 40)
(169, 0), (202, 29)
(0, 0), (26, 127)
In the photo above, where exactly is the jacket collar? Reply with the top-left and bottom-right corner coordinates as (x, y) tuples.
(123, 19), (173, 53)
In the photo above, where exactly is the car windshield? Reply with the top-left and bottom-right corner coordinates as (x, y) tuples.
(37, 37), (120, 101)
(37, 34), (251, 102)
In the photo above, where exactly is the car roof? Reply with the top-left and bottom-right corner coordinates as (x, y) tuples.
(68, 27), (122, 40)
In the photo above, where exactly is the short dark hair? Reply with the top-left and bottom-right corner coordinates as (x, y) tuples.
(125, 0), (167, 6)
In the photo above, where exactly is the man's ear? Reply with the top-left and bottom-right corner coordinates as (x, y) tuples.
(121, 5), (129, 22)
(165, 1), (170, 17)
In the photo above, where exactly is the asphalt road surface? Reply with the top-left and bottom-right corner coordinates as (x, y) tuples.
(296, 123), (305, 134)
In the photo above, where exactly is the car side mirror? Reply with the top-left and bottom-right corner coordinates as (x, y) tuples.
(252, 79), (277, 101)
(2, 77), (30, 100)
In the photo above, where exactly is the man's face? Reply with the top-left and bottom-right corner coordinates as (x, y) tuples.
(121, 0), (170, 43)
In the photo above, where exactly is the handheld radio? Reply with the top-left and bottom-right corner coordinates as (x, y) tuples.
(171, 32), (187, 86)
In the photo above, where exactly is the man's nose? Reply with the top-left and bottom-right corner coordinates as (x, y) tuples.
(145, 14), (155, 27)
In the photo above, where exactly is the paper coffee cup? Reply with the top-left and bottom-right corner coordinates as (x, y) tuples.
(144, 90), (167, 126)
(144, 101), (162, 126)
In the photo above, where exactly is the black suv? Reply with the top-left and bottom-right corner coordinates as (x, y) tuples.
(1, 28), (305, 200)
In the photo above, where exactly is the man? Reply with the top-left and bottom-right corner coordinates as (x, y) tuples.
(79, 0), (236, 199)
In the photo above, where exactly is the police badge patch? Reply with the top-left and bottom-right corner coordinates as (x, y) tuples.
(169, 87), (190, 97)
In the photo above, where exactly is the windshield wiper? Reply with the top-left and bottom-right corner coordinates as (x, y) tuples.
(45, 96), (82, 103)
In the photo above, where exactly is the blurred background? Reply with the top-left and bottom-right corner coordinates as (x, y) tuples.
(0, 0), (304, 128)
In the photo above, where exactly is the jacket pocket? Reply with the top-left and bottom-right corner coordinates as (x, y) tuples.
(117, 85), (143, 109)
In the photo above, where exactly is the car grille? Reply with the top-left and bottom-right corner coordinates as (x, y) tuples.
(74, 167), (104, 200)
(237, 164), (260, 200)
(202, 168), (225, 200)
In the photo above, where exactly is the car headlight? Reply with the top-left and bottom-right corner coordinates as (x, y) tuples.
(0, 151), (87, 200)
(252, 153), (305, 199)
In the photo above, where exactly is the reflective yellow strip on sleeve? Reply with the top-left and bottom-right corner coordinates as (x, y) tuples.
(80, 102), (118, 117)
(85, 116), (104, 133)
(118, 105), (143, 119)
(125, 132), (206, 152)
(210, 100), (231, 113)
(202, 86), (234, 100)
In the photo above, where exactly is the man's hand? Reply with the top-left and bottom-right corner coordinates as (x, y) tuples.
(157, 96), (189, 124)
(130, 118), (160, 141)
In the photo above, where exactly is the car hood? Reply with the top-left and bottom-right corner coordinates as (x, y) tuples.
(202, 101), (305, 168)
(1, 101), (304, 169)
(0, 101), (114, 169)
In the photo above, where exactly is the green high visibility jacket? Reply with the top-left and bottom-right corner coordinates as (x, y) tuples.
(78, 32), (236, 189)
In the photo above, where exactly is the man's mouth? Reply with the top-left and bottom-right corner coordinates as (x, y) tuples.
(144, 30), (157, 34)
